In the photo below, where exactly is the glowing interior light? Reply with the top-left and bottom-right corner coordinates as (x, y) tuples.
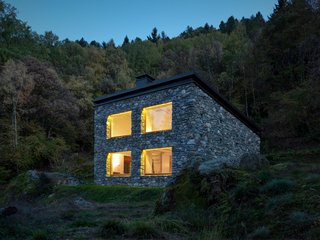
(142, 102), (172, 133)
(141, 147), (172, 176)
(112, 153), (121, 168)
(107, 111), (132, 138)
(106, 151), (132, 176)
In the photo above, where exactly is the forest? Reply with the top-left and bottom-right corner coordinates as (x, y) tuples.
(0, 0), (319, 183)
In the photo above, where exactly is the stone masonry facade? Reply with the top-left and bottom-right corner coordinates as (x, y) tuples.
(94, 82), (260, 187)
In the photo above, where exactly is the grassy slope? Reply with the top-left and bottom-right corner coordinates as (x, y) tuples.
(0, 185), (171, 240)
(0, 149), (319, 240)
(155, 149), (320, 239)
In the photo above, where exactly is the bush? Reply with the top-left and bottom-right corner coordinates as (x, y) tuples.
(249, 226), (270, 239)
(153, 216), (188, 233)
(231, 181), (259, 202)
(3, 172), (53, 201)
(32, 230), (48, 240)
(100, 220), (127, 238)
(60, 210), (76, 220)
(70, 219), (97, 227)
(129, 221), (159, 239)
(0, 166), (11, 184)
(16, 128), (69, 171)
(260, 179), (296, 195)
(265, 193), (294, 212)
(304, 174), (320, 183)
(288, 211), (313, 227)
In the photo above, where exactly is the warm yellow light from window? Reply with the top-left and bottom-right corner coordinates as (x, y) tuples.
(141, 102), (172, 134)
(141, 147), (172, 176)
(106, 111), (132, 138)
(106, 151), (131, 177)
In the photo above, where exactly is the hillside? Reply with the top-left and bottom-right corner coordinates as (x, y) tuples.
(1, 150), (319, 239)
(0, 1), (320, 238)
(1, 0), (320, 185)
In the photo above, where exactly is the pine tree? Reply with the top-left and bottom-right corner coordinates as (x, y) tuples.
(122, 35), (129, 46)
(147, 27), (160, 43)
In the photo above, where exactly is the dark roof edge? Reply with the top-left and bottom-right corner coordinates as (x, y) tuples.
(93, 72), (196, 104)
(94, 72), (260, 135)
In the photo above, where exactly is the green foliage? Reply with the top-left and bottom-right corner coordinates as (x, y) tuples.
(156, 150), (320, 239)
(288, 211), (313, 227)
(152, 216), (188, 233)
(3, 172), (53, 201)
(70, 219), (97, 228)
(32, 230), (48, 240)
(129, 220), (159, 239)
(99, 220), (127, 237)
(260, 179), (296, 195)
(265, 193), (294, 212)
(249, 226), (270, 239)
(0, 166), (11, 183)
(53, 185), (163, 203)
(16, 128), (69, 171)
(0, 217), (31, 239)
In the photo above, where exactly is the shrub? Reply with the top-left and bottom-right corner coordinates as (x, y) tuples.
(129, 221), (159, 239)
(231, 181), (259, 202)
(70, 219), (97, 227)
(265, 193), (294, 212)
(288, 211), (313, 227)
(100, 220), (127, 238)
(32, 230), (48, 240)
(3, 172), (53, 201)
(60, 210), (76, 220)
(0, 166), (11, 184)
(304, 174), (320, 183)
(256, 170), (273, 184)
(249, 226), (270, 239)
(153, 216), (188, 233)
(16, 129), (69, 171)
(260, 179), (296, 194)
(194, 228), (223, 240)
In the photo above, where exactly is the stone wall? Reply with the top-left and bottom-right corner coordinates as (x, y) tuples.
(94, 82), (260, 187)
(188, 86), (260, 166)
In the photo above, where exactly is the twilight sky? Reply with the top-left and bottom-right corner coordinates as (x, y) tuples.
(6, 0), (278, 45)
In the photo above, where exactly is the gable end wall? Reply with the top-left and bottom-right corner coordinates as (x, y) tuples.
(189, 84), (260, 165)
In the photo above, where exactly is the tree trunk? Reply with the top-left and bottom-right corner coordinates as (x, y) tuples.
(245, 86), (249, 117)
(251, 77), (256, 109)
(12, 102), (18, 148)
(48, 127), (52, 138)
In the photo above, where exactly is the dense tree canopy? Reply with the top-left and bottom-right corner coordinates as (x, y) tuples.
(0, 0), (319, 181)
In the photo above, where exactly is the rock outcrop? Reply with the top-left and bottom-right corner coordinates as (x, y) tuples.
(27, 170), (80, 186)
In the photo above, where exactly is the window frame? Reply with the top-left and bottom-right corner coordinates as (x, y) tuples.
(140, 147), (172, 176)
(141, 102), (172, 134)
(106, 110), (132, 139)
(106, 151), (132, 177)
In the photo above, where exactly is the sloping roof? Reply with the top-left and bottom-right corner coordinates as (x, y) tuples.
(94, 72), (260, 135)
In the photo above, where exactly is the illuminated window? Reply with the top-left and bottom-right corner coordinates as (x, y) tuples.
(141, 102), (172, 133)
(106, 151), (131, 176)
(141, 147), (172, 176)
(106, 111), (132, 138)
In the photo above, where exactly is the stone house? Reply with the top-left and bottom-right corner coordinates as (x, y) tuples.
(93, 73), (260, 187)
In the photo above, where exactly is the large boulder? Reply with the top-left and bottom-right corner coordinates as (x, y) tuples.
(198, 160), (224, 175)
(27, 170), (80, 186)
(198, 155), (241, 175)
(239, 153), (269, 171)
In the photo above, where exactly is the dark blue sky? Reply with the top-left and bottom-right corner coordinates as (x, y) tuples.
(7, 0), (278, 45)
